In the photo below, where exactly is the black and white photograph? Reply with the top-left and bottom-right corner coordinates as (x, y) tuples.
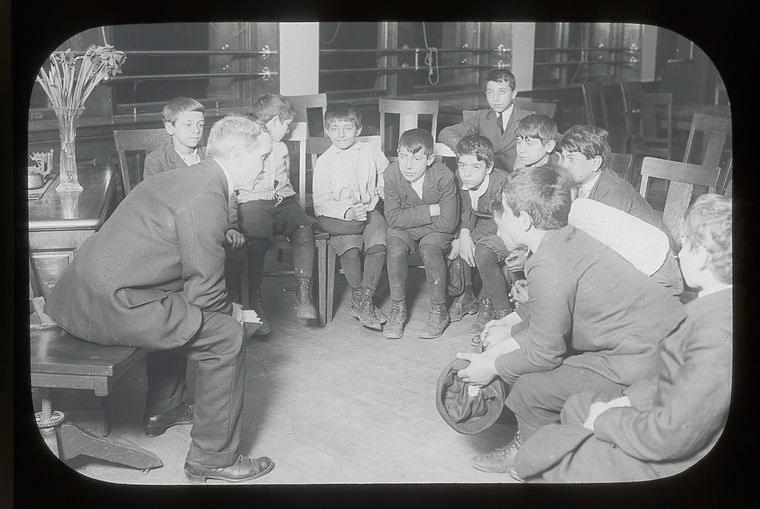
(11, 9), (746, 504)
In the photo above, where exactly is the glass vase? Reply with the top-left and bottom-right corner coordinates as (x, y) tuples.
(53, 106), (85, 192)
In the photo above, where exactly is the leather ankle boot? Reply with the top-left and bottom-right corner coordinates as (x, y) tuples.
(467, 297), (495, 334)
(470, 306), (512, 346)
(295, 278), (317, 320)
(249, 288), (271, 335)
(449, 286), (478, 322)
(419, 303), (450, 339)
(383, 299), (407, 339)
(350, 288), (382, 330)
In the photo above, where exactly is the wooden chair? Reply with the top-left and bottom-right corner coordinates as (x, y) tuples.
(307, 135), (383, 325)
(379, 98), (439, 157)
(286, 93), (327, 137)
(606, 152), (634, 183)
(513, 97), (558, 118)
(639, 156), (721, 250)
(682, 113), (731, 169)
(629, 92), (674, 161)
(717, 155), (733, 196)
(28, 262), (161, 471)
(113, 129), (170, 195)
(581, 82), (609, 129)
(239, 121), (332, 326)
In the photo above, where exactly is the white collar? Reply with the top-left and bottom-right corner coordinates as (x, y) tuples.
(698, 284), (732, 298)
(579, 171), (602, 198)
(497, 104), (514, 127)
(464, 173), (491, 209)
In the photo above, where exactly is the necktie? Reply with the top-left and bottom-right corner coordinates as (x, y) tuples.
(497, 112), (504, 135)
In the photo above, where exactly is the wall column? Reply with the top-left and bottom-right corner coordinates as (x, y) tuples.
(640, 24), (658, 81)
(279, 22), (320, 95)
(510, 22), (535, 91)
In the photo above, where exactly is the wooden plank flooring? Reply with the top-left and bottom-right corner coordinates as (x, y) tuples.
(42, 267), (519, 485)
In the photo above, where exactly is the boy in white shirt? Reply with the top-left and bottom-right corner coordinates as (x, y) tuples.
(313, 104), (390, 329)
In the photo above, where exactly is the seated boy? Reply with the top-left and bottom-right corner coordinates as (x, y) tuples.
(144, 97), (207, 178)
(559, 124), (666, 235)
(384, 128), (459, 340)
(513, 193), (732, 482)
(236, 93), (318, 333)
(455, 165), (686, 475)
(439, 69), (532, 172)
(447, 135), (513, 337)
(313, 103), (390, 329)
(143, 96), (247, 302)
(513, 113), (563, 171)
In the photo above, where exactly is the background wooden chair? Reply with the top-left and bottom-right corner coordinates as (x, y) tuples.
(513, 97), (558, 119)
(619, 81), (644, 152)
(638, 156), (721, 250)
(379, 98), (439, 157)
(606, 152), (634, 183)
(113, 129), (170, 195)
(629, 92), (674, 163)
(581, 81), (609, 129)
(286, 93), (327, 137)
(682, 113), (731, 169)
(307, 134), (382, 325)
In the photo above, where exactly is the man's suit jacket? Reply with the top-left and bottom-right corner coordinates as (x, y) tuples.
(46, 157), (233, 350)
(588, 167), (667, 237)
(383, 160), (459, 234)
(438, 105), (533, 172)
(457, 168), (509, 243)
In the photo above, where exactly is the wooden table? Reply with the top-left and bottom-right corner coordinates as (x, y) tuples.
(28, 165), (119, 299)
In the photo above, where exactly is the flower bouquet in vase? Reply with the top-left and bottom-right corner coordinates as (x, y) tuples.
(35, 45), (126, 192)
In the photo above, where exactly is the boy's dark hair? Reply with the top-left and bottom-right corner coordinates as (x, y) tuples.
(491, 166), (573, 230)
(456, 135), (495, 168)
(251, 93), (295, 124)
(324, 103), (362, 131)
(398, 128), (434, 157)
(483, 69), (516, 91)
(516, 114), (559, 145)
(681, 193), (732, 284)
(558, 124), (610, 168)
(162, 97), (205, 124)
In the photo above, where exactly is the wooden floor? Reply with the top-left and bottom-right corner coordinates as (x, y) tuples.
(41, 264), (520, 485)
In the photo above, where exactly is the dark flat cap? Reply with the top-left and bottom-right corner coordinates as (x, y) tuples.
(436, 358), (506, 435)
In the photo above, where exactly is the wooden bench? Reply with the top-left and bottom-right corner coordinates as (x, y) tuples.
(31, 327), (162, 471)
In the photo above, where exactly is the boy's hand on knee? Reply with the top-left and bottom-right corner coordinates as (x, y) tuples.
(346, 204), (368, 221)
(458, 230), (475, 267)
(455, 352), (498, 387)
(448, 238), (461, 260)
(225, 229), (246, 250)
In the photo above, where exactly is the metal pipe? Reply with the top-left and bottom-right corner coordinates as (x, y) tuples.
(319, 47), (511, 55)
(107, 71), (278, 81)
(52, 49), (277, 57)
(533, 60), (633, 67)
(534, 47), (640, 53)
(319, 63), (509, 75)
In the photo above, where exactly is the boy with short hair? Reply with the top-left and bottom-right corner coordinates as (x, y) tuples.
(144, 96), (207, 178)
(455, 165), (686, 475)
(559, 124), (666, 235)
(513, 113), (563, 170)
(144, 96), (247, 303)
(237, 93), (318, 333)
(439, 69), (532, 172)
(513, 193), (732, 482)
(447, 135), (513, 336)
(384, 128), (459, 340)
(313, 103), (390, 329)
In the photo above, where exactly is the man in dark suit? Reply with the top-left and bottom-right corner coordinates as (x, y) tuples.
(438, 69), (533, 172)
(46, 114), (276, 484)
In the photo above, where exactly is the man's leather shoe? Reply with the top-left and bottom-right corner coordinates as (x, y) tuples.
(471, 431), (523, 473)
(184, 454), (274, 483)
(143, 403), (193, 437)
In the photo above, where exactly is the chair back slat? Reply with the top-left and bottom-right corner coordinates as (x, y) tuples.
(286, 93), (327, 136)
(639, 156), (721, 247)
(513, 97), (558, 118)
(379, 98), (439, 155)
(113, 129), (171, 195)
(683, 113), (731, 169)
(581, 82), (608, 128)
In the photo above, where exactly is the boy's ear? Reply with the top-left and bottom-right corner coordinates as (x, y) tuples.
(426, 153), (436, 166)
(486, 162), (495, 174)
(164, 121), (175, 136)
(591, 155), (604, 172)
(356, 126), (363, 136)
(544, 139), (556, 153)
(694, 245), (711, 272)
(517, 210), (533, 232)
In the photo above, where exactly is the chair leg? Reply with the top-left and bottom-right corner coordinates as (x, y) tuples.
(326, 244), (336, 324)
(316, 238), (327, 327)
(241, 251), (249, 309)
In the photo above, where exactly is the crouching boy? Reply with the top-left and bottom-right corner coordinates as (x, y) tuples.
(384, 129), (459, 340)
(313, 104), (390, 329)
(513, 193), (732, 482)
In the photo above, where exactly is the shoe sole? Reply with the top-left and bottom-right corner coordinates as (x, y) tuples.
(144, 418), (194, 437)
(185, 461), (275, 484)
(349, 307), (384, 330)
(471, 463), (510, 474)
